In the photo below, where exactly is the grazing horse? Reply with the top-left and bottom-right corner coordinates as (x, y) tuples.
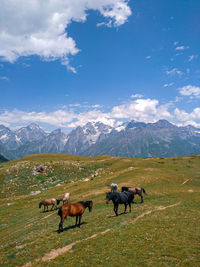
(121, 186), (147, 203)
(39, 198), (57, 212)
(58, 200), (93, 233)
(57, 192), (70, 205)
(109, 183), (118, 192)
(106, 192), (134, 216)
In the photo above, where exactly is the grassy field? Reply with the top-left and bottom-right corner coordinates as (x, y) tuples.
(0, 153), (200, 266)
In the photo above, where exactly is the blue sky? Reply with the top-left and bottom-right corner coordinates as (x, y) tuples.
(0, 0), (200, 132)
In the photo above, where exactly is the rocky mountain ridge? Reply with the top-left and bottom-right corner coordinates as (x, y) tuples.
(0, 120), (200, 160)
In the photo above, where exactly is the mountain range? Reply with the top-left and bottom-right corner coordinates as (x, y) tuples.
(0, 120), (200, 160)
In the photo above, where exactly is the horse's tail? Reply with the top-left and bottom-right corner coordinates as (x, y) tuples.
(58, 206), (62, 217)
(142, 188), (147, 195)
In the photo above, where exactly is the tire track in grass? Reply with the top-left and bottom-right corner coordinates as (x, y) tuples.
(22, 202), (181, 266)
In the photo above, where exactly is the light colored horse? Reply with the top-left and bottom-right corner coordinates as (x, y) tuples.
(57, 192), (70, 205)
(109, 183), (118, 192)
(121, 186), (147, 203)
(39, 198), (57, 212)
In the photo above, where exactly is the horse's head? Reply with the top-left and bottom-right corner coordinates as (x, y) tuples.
(88, 200), (93, 212)
(106, 192), (112, 204)
(39, 202), (42, 208)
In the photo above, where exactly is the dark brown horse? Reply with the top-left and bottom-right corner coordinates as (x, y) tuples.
(121, 186), (147, 203)
(58, 200), (93, 233)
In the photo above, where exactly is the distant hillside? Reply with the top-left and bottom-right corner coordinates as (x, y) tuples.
(0, 153), (200, 266)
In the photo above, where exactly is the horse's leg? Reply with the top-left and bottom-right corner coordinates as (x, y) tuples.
(115, 204), (118, 216)
(43, 205), (45, 212)
(128, 202), (131, 212)
(113, 204), (116, 215)
(124, 203), (127, 213)
(59, 215), (66, 233)
(51, 204), (54, 211)
(139, 193), (143, 203)
(75, 215), (78, 227)
(132, 194), (135, 203)
(78, 215), (82, 227)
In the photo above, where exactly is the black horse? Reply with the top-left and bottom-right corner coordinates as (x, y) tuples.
(106, 192), (134, 216)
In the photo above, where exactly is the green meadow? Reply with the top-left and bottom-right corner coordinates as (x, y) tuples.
(0, 153), (200, 266)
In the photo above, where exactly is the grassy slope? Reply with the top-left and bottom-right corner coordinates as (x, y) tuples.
(0, 153), (200, 267)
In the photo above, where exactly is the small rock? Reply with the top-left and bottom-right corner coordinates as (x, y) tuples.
(30, 190), (41, 195)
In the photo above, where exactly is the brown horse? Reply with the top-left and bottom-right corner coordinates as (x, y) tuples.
(121, 186), (147, 203)
(39, 198), (57, 212)
(58, 200), (93, 232)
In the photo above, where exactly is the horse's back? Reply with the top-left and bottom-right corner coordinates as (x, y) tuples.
(62, 203), (85, 217)
(43, 198), (56, 205)
(128, 187), (137, 193)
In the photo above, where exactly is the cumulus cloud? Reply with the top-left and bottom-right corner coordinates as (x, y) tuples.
(174, 107), (200, 127)
(110, 98), (172, 122)
(0, 0), (131, 70)
(1, 97), (200, 129)
(0, 109), (76, 128)
(0, 98), (173, 130)
(178, 85), (200, 99)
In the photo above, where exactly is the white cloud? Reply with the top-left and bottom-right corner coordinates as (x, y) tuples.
(0, 0), (131, 71)
(174, 107), (200, 127)
(146, 56), (151, 59)
(188, 55), (198, 62)
(178, 85), (200, 99)
(0, 76), (9, 81)
(110, 98), (172, 122)
(2, 98), (200, 130)
(166, 68), (183, 76)
(131, 94), (143, 98)
(175, 45), (189, 51)
(0, 98), (173, 130)
(163, 82), (174, 87)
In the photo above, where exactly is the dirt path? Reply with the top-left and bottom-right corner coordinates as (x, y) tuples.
(182, 179), (190, 185)
(22, 201), (181, 266)
(130, 201), (181, 223)
(22, 229), (111, 266)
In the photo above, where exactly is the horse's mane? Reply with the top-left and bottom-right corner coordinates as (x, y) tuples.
(79, 200), (92, 208)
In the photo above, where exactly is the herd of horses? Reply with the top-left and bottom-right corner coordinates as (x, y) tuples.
(39, 184), (147, 233)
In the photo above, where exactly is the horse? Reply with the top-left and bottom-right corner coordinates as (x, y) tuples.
(106, 192), (134, 216)
(58, 200), (93, 233)
(121, 186), (147, 203)
(39, 198), (57, 212)
(108, 183), (118, 192)
(57, 192), (70, 205)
